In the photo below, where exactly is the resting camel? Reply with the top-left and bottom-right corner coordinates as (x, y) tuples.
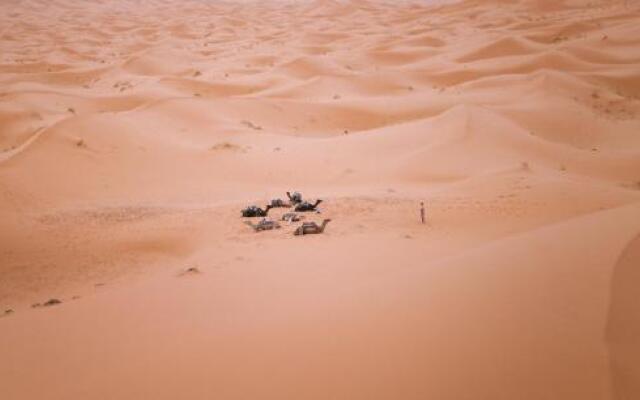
(270, 198), (290, 208)
(245, 218), (280, 232)
(281, 213), (304, 222)
(241, 205), (272, 217)
(294, 199), (322, 212)
(294, 219), (331, 236)
(286, 191), (303, 205)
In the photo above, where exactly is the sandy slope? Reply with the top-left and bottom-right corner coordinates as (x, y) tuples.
(1, 0), (640, 399)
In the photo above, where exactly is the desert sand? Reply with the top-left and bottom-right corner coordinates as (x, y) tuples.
(1, 0), (640, 398)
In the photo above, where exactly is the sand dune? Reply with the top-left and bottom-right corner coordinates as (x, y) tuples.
(1, 0), (640, 399)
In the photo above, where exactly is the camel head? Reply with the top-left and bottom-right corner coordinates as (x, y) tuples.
(319, 219), (331, 232)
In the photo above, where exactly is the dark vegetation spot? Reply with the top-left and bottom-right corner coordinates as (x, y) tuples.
(179, 267), (201, 276)
(43, 298), (62, 307)
(241, 120), (262, 130)
(210, 142), (244, 152)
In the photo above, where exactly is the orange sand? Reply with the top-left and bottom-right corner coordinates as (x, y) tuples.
(1, 0), (640, 399)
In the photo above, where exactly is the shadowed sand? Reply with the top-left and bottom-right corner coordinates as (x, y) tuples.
(607, 234), (640, 399)
(1, 0), (640, 399)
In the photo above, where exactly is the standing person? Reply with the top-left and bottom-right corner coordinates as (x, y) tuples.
(420, 201), (425, 224)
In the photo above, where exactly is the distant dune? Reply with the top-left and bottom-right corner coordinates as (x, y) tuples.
(1, 0), (639, 399)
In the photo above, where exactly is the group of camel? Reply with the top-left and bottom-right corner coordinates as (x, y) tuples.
(241, 192), (331, 236)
